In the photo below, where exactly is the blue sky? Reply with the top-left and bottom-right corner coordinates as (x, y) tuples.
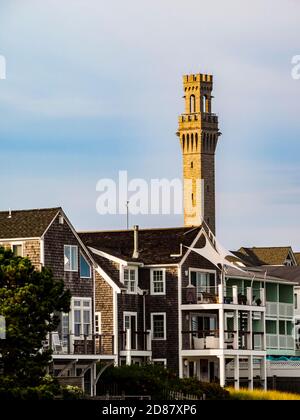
(0, 0), (299, 251)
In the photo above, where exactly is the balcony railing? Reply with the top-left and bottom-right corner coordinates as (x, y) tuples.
(46, 333), (114, 356)
(182, 330), (265, 351)
(266, 334), (294, 350)
(182, 285), (265, 307)
(266, 302), (294, 318)
(119, 330), (152, 352)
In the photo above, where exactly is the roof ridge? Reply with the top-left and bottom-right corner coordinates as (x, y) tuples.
(0, 206), (62, 214)
(79, 226), (201, 234)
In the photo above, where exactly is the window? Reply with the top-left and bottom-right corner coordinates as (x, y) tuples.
(61, 313), (69, 347)
(190, 95), (196, 113)
(95, 312), (101, 335)
(123, 267), (137, 294)
(153, 359), (167, 367)
(150, 269), (166, 295)
(151, 313), (166, 340)
(191, 161), (193, 169)
(190, 270), (216, 299)
(295, 294), (298, 310)
(80, 253), (91, 278)
(12, 243), (22, 257)
(64, 245), (78, 272)
(72, 298), (92, 337)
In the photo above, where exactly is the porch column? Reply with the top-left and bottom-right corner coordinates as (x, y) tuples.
(233, 310), (239, 350)
(234, 356), (240, 390)
(125, 328), (131, 365)
(219, 355), (225, 387)
(219, 308), (225, 349)
(261, 356), (267, 390)
(248, 355), (253, 390)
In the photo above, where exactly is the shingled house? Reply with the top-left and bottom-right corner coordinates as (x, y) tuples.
(0, 207), (115, 396)
(233, 247), (298, 267)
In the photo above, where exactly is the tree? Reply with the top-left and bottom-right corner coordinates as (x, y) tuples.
(0, 247), (71, 388)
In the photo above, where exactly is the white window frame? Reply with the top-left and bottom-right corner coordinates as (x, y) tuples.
(71, 297), (92, 338)
(152, 358), (167, 367)
(123, 312), (138, 331)
(95, 311), (101, 335)
(151, 312), (166, 341)
(122, 266), (138, 294)
(11, 241), (24, 257)
(80, 252), (91, 278)
(64, 245), (78, 272)
(150, 268), (166, 295)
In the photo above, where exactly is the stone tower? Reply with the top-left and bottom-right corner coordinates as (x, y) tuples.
(177, 73), (220, 233)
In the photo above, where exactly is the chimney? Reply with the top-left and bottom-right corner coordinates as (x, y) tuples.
(132, 225), (139, 259)
(8, 208), (12, 219)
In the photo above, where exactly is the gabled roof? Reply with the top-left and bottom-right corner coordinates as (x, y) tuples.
(79, 226), (202, 265)
(232, 246), (296, 267)
(0, 207), (61, 239)
(258, 266), (300, 285)
(295, 253), (300, 266)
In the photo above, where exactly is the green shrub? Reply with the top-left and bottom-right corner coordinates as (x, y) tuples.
(98, 363), (229, 400)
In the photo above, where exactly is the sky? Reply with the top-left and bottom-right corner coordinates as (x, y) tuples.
(0, 0), (299, 251)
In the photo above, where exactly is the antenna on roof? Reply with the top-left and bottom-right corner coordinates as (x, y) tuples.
(126, 200), (130, 230)
(8, 208), (12, 219)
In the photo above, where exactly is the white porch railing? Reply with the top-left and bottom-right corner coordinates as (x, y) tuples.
(279, 303), (293, 318)
(266, 302), (294, 318)
(266, 334), (278, 349)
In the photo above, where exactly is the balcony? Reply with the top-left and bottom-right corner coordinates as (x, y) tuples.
(182, 284), (265, 307)
(47, 333), (115, 356)
(182, 330), (265, 351)
(266, 334), (294, 350)
(119, 330), (152, 354)
(266, 302), (294, 318)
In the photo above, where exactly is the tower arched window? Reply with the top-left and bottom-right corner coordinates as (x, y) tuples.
(191, 133), (194, 152)
(202, 95), (206, 113)
(182, 134), (185, 151)
(195, 133), (198, 151)
(186, 134), (190, 152)
(190, 95), (196, 113)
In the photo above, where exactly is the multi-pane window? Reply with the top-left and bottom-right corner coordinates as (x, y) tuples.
(151, 269), (165, 295)
(12, 244), (22, 257)
(95, 312), (101, 335)
(80, 253), (91, 278)
(61, 313), (69, 347)
(151, 313), (166, 340)
(72, 298), (91, 337)
(123, 268), (137, 294)
(64, 245), (78, 272)
(190, 271), (215, 298)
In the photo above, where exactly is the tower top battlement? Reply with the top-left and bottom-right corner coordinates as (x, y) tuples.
(183, 73), (213, 84)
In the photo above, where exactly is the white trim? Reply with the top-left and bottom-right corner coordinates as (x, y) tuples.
(95, 311), (101, 335)
(71, 297), (92, 338)
(121, 266), (138, 294)
(144, 264), (178, 268)
(150, 268), (166, 295)
(79, 252), (92, 278)
(40, 238), (44, 266)
(151, 312), (166, 341)
(113, 291), (118, 356)
(88, 247), (144, 267)
(95, 265), (121, 293)
(180, 227), (206, 266)
(10, 241), (24, 257)
(152, 358), (167, 366)
(40, 210), (61, 237)
(189, 267), (217, 287)
(178, 266), (183, 378)
(0, 237), (39, 241)
(89, 247), (128, 266)
(64, 245), (78, 272)
(123, 312), (137, 331)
